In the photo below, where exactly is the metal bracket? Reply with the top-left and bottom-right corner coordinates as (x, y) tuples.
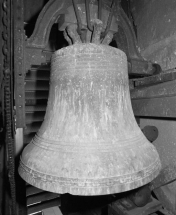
(116, 7), (160, 76)
(14, 0), (26, 128)
(24, 0), (160, 76)
(26, 0), (71, 49)
(118, 7), (142, 60)
(131, 68), (176, 89)
(25, 0), (72, 71)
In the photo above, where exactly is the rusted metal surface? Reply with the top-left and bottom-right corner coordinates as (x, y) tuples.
(131, 77), (176, 100)
(2, 0), (17, 214)
(133, 68), (176, 88)
(102, 0), (116, 38)
(130, 70), (176, 118)
(132, 96), (176, 118)
(129, 59), (157, 76)
(59, 1), (118, 44)
(58, 1), (118, 33)
(25, 48), (51, 72)
(24, 0), (73, 71)
(0, 2), (3, 111)
(85, 0), (94, 32)
(24, 0), (71, 72)
(0, 2), (5, 213)
(72, 0), (85, 40)
(13, 1), (28, 214)
(130, 62), (176, 119)
(14, 0), (26, 128)
(0, 0), (16, 214)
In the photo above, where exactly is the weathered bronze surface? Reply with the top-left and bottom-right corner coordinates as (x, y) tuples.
(19, 44), (161, 195)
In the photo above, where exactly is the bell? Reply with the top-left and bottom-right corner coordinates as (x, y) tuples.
(19, 43), (161, 195)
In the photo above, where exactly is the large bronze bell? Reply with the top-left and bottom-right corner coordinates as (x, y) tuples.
(19, 43), (161, 195)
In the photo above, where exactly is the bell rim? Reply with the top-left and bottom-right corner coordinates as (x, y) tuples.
(18, 158), (161, 195)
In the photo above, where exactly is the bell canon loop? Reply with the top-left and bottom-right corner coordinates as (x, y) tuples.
(18, 43), (161, 195)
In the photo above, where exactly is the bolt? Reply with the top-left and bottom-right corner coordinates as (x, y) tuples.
(4, 68), (10, 75)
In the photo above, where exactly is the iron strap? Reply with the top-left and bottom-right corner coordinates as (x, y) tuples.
(2, 0), (17, 214)
(14, 0), (25, 128)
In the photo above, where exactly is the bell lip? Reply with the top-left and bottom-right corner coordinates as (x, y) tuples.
(18, 159), (161, 196)
(52, 43), (127, 60)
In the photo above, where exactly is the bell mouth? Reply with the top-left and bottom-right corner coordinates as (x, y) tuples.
(18, 132), (161, 195)
(19, 157), (161, 195)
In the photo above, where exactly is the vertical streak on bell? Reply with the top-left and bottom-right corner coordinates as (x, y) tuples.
(19, 44), (161, 195)
(43, 45), (134, 142)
